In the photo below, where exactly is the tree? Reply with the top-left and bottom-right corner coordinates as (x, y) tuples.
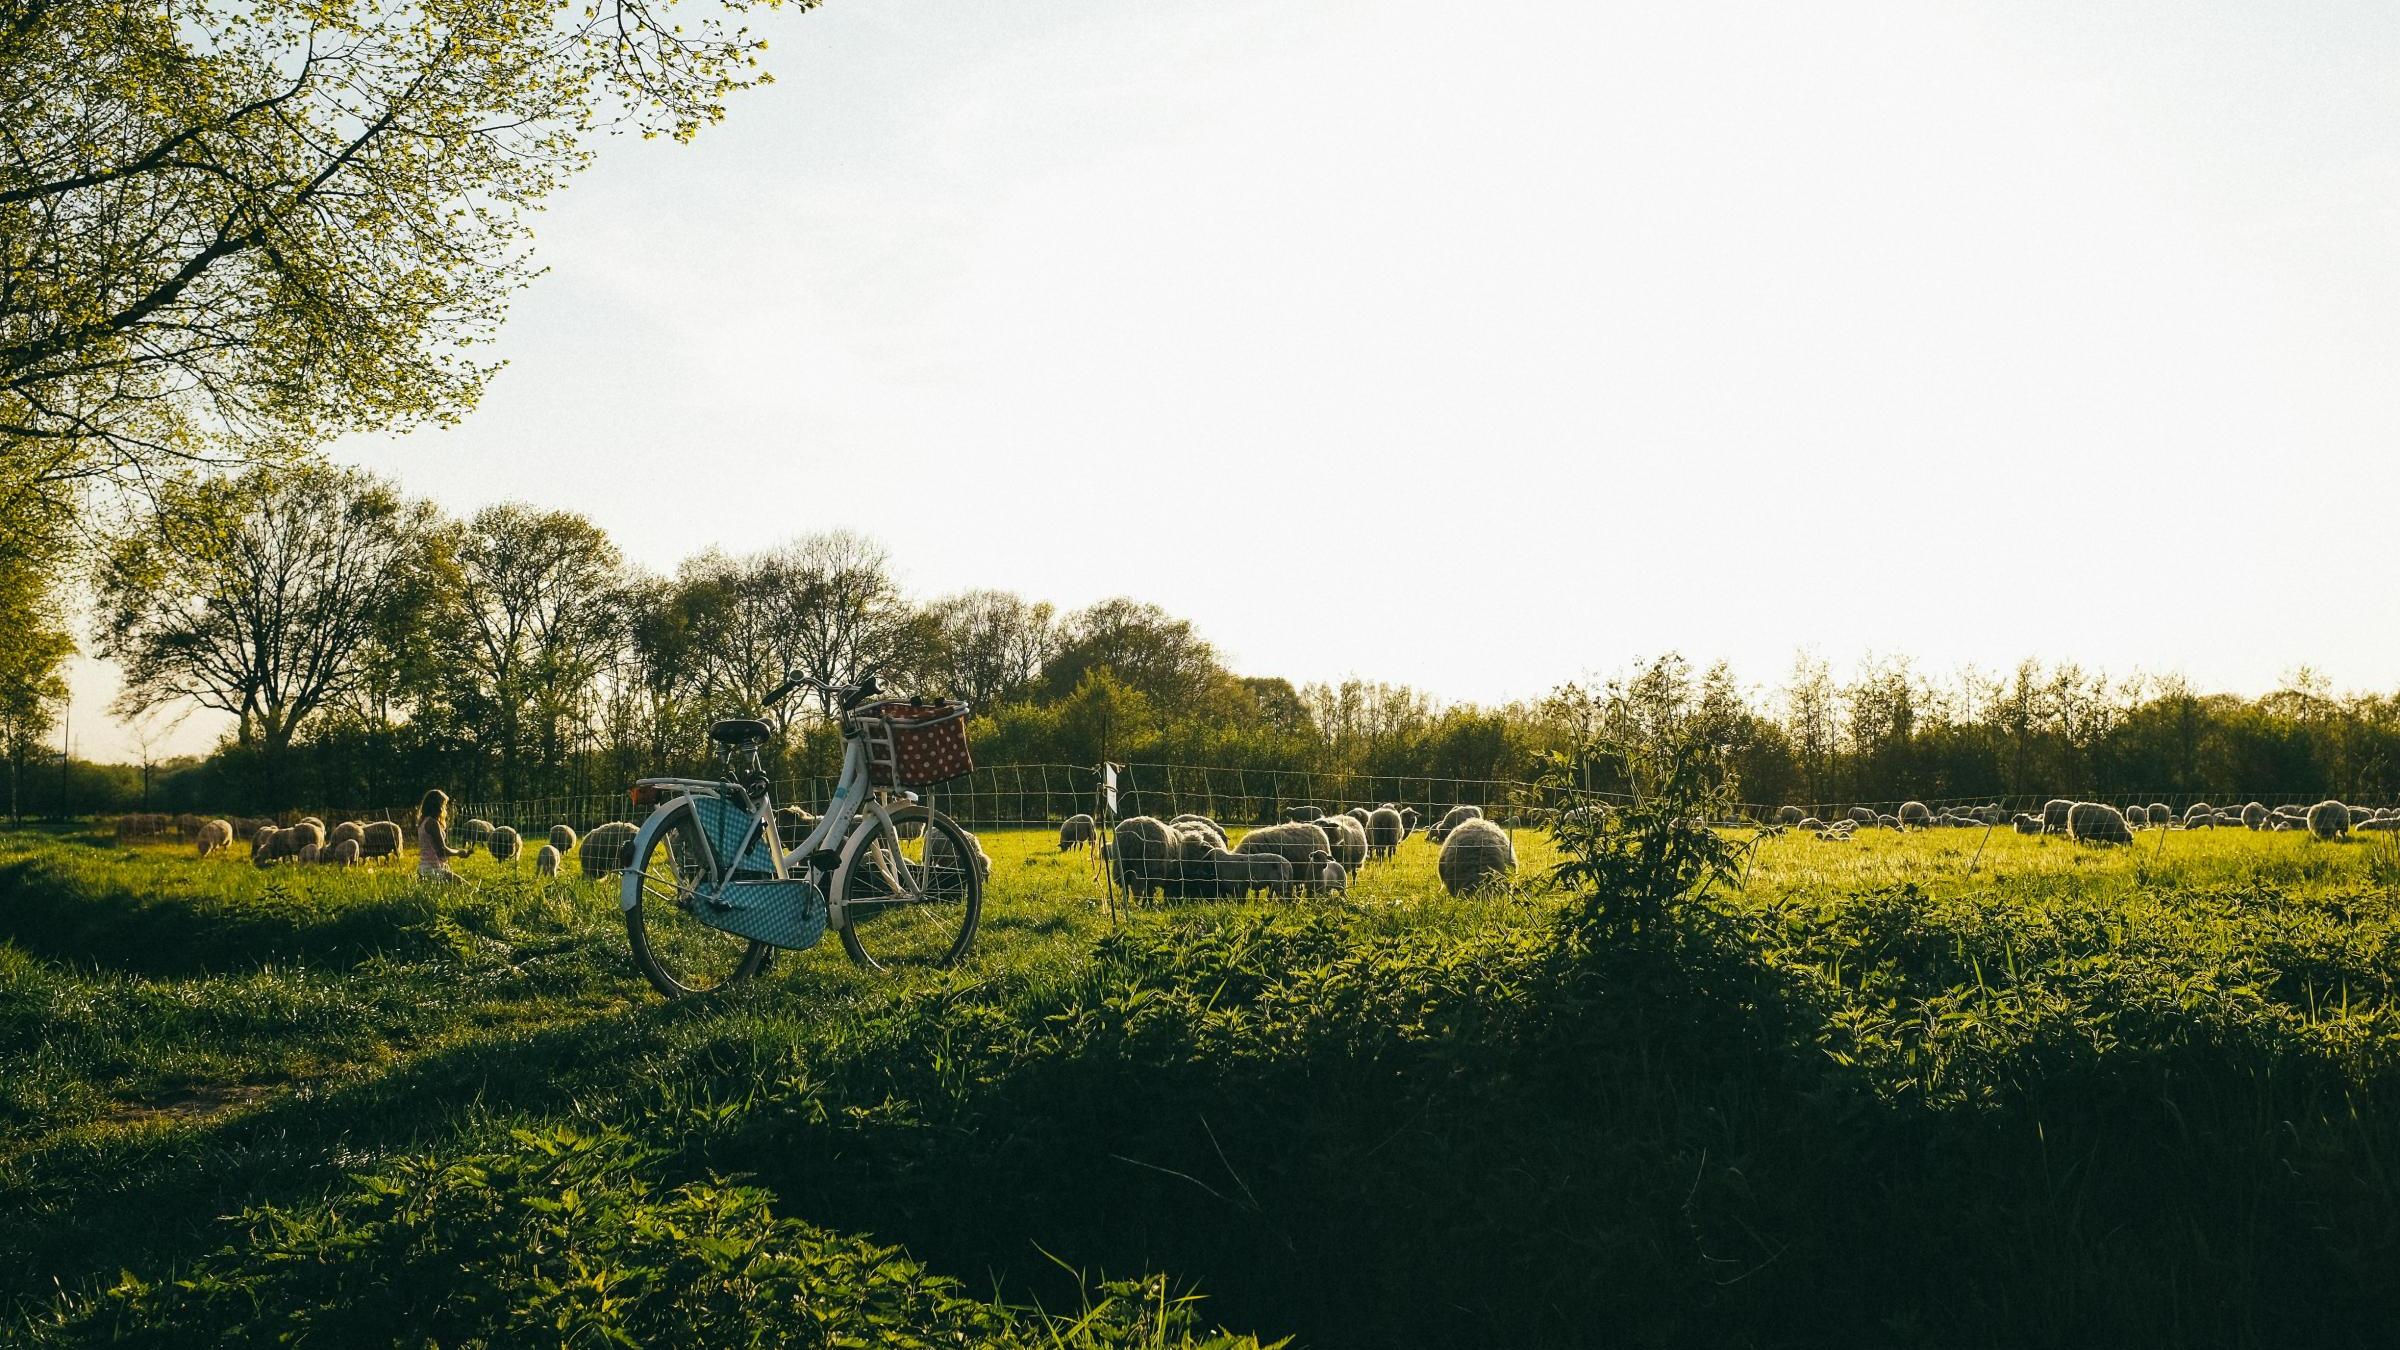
(925, 589), (1058, 710)
(98, 464), (432, 781)
(0, 528), (71, 819)
(775, 532), (934, 717)
(442, 504), (623, 799)
(0, 0), (774, 547)
(1042, 599), (1224, 713)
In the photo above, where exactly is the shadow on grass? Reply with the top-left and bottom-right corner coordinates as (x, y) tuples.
(695, 910), (2400, 1350)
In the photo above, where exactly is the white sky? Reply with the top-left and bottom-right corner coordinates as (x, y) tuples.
(69, 0), (2400, 761)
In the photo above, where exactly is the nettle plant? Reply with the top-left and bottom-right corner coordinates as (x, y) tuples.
(1546, 661), (1750, 939)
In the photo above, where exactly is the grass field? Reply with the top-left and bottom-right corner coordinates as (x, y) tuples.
(3, 819), (2396, 1346)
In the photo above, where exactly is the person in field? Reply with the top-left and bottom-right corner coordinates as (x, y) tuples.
(416, 788), (469, 883)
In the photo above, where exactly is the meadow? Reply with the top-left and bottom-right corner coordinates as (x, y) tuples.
(2, 819), (2396, 1347)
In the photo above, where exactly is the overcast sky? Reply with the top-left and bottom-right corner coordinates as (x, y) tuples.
(68, 0), (2400, 761)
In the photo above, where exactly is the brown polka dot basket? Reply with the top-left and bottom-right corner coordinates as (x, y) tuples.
(857, 699), (974, 788)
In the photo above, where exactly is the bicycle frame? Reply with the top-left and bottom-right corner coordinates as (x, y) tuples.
(621, 722), (926, 931)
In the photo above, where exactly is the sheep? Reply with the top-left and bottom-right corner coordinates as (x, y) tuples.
(2124, 805), (2149, 828)
(322, 838), (360, 867)
(1309, 849), (1349, 896)
(774, 806), (820, 851)
(297, 843), (322, 865)
(1315, 811), (1370, 875)
(2066, 802), (2134, 845)
(328, 820), (366, 849)
(1796, 816), (1824, 830)
(253, 820), (325, 867)
(1345, 806), (1373, 828)
(2307, 800), (2350, 841)
(1400, 806), (1420, 836)
(548, 824), (579, 855)
(2039, 799), (2073, 834)
(1897, 801), (1932, 829)
(1235, 820), (1333, 881)
(1283, 805), (1324, 823)
(1841, 806), (1872, 826)
(1058, 813), (1097, 851)
(297, 816), (326, 833)
(580, 822), (639, 879)
(1166, 821), (1225, 897)
(1204, 845), (1293, 900)
(359, 820), (403, 861)
(1775, 805), (1803, 825)
(1109, 815), (1177, 901)
(2183, 803), (2213, 828)
(1429, 805), (1483, 844)
(2146, 802), (2170, 827)
(489, 826), (522, 863)
(2356, 816), (2400, 833)
(1170, 813), (1229, 850)
(925, 827), (994, 883)
(1365, 806), (1405, 858)
(195, 819), (234, 858)
(1875, 813), (1900, 830)
(250, 825), (279, 863)
(1437, 817), (1517, 895)
(456, 817), (494, 854)
(2241, 802), (2268, 830)
(535, 843), (563, 877)
(2012, 812), (2042, 834)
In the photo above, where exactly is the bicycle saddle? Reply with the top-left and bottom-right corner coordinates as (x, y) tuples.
(708, 718), (773, 747)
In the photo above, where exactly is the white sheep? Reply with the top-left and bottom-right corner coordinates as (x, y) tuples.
(1058, 813), (1097, 851)
(535, 843), (562, 878)
(1437, 817), (1516, 895)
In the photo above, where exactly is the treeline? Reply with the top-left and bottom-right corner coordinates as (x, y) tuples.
(15, 462), (2400, 818)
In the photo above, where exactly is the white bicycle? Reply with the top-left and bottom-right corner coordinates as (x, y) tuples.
(617, 670), (983, 998)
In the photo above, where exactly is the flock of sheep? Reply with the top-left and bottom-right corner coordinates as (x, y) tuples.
(1772, 797), (2400, 844)
(1062, 802), (1517, 901)
(164, 811), (648, 880)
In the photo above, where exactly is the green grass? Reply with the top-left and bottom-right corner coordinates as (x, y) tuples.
(3, 821), (2397, 1346)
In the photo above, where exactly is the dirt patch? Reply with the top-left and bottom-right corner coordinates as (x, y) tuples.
(102, 1082), (275, 1127)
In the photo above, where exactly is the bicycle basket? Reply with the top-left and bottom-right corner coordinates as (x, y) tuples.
(859, 700), (973, 788)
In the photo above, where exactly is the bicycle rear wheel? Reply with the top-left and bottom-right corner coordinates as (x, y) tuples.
(834, 803), (982, 971)
(624, 802), (773, 998)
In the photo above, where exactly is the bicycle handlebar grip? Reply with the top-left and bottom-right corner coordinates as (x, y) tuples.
(762, 674), (800, 708)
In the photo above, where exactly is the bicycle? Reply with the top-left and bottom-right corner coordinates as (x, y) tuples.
(615, 670), (983, 998)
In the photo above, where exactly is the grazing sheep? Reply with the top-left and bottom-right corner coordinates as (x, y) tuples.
(926, 827), (994, 882)
(1437, 817), (1517, 895)
(323, 838), (360, 867)
(250, 825), (279, 863)
(1170, 813), (1229, 850)
(297, 843), (322, 865)
(2066, 802), (2134, 845)
(2183, 803), (2213, 828)
(2307, 800), (2351, 840)
(2242, 802), (2268, 830)
(1204, 845), (1294, 899)
(1400, 806), (1420, 836)
(1366, 806), (1405, 858)
(2125, 805), (2149, 828)
(2147, 802), (2170, 827)
(1110, 815), (1177, 901)
(1283, 805), (1324, 823)
(580, 822), (639, 879)
(359, 820), (403, 861)
(195, 819), (234, 858)
(263, 820), (325, 865)
(1165, 821), (1227, 898)
(1796, 816), (1824, 830)
(1235, 820), (1334, 879)
(535, 843), (562, 878)
(298, 816), (326, 833)
(2041, 799), (2074, 834)
(1429, 805), (1483, 844)
(1898, 801), (1932, 829)
(1775, 805), (1803, 825)
(328, 820), (366, 849)
(1843, 806), (1874, 826)
(2012, 812), (2042, 834)
(1309, 850), (1349, 896)
(548, 824), (579, 855)
(1315, 811), (1370, 875)
(489, 826), (522, 863)
(459, 818), (494, 854)
(774, 806), (820, 851)
(1058, 813), (1097, 851)
(1875, 813), (1900, 830)
(2356, 816), (2400, 833)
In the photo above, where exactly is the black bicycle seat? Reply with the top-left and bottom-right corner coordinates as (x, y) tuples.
(708, 718), (772, 747)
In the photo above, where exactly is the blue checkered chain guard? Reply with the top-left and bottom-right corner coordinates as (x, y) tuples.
(687, 793), (779, 880)
(697, 877), (828, 950)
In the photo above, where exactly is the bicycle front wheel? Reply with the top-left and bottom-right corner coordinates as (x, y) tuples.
(834, 804), (982, 972)
(624, 802), (774, 999)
